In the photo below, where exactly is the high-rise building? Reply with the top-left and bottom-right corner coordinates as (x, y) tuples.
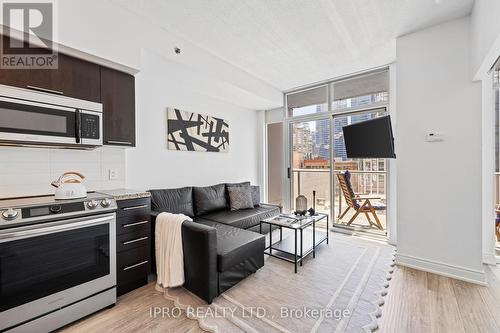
(292, 123), (312, 154)
(351, 112), (372, 124)
(315, 118), (330, 160)
(333, 117), (348, 160)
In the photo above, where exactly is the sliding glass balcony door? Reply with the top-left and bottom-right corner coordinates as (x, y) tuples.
(290, 118), (331, 229)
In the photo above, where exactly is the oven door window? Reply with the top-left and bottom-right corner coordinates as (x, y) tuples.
(0, 224), (109, 312)
(0, 100), (76, 138)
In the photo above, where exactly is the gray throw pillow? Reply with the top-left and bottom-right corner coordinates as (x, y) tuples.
(250, 185), (260, 207)
(227, 183), (254, 211)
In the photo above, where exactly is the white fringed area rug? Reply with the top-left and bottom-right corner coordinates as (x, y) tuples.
(161, 232), (395, 333)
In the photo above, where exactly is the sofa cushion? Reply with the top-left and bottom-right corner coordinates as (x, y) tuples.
(250, 185), (260, 207)
(226, 182), (260, 207)
(226, 181), (250, 188)
(196, 220), (265, 272)
(227, 183), (254, 211)
(226, 182), (249, 206)
(149, 187), (194, 217)
(193, 183), (227, 215)
(200, 204), (280, 230)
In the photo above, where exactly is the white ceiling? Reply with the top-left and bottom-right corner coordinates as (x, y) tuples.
(115, 0), (474, 92)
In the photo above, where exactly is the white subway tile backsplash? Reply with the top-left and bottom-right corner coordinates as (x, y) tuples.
(0, 146), (50, 161)
(51, 148), (101, 164)
(0, 161), (51, 174)
(0, 184), (53, 198)
(0, 146), (126, 198)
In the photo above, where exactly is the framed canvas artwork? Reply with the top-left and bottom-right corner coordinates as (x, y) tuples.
(167, 108), (229, 152)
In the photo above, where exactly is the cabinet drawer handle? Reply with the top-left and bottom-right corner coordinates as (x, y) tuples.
(123, 236), (148, 245)
(123, 260), (148, 271)
(26, 85), (64, 95)
(123, 220), (149, 228)
(122, 205), (148, 211)
(106, 140), (132, 145)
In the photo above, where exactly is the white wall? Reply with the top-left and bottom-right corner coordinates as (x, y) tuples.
(125, 50), (260, 190)
(470, 0), (500, 80)
(395, 17), (484, 283)
(0, 146), (125, 198)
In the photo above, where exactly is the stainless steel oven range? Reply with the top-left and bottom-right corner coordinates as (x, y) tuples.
(0, 193), (117, 333)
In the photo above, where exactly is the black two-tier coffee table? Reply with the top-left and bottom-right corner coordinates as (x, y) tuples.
(260, 213), (328, 273)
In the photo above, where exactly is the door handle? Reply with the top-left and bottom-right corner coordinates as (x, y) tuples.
(0, 213), (115, 242)
(122, 205), (148, 211)
(26, 85), (64, 95)
(106, 140), (132, 145)
(123, 220), (149, 228)
(123, 236), (148, 245)
(123, 260), (148, 271)
(75, 109), (81, 143)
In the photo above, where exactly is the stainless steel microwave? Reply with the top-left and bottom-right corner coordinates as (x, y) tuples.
(0, 84), (103, 149)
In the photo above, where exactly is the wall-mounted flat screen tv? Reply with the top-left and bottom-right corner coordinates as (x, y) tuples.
(342, 115), (396, 158)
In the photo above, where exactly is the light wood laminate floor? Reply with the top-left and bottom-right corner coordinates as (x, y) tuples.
(378, 265), (500, 333)
(59, 284), (205, 333)
(61, 265), (500, 333)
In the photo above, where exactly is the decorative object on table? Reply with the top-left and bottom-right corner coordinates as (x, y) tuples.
(167, 107), (229, 152)
(295, 194), (307, 216)
(294, 210), (307, 216)
(313, 190), (316, 210)
(51, 171), (87, 200)
(308, 190), (316, 216)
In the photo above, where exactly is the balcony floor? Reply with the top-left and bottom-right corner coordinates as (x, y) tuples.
(309, 206), (387, 240)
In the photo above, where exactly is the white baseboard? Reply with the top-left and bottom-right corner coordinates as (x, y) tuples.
(483, 252), (497, 266)
(395, 253), (487, 285)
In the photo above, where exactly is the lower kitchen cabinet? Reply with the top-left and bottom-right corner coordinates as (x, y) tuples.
(115, 197), (151, 296)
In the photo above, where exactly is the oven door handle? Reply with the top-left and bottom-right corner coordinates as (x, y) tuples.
(0, 213), (115, 242)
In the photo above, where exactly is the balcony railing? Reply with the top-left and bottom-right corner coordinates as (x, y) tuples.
(292, 169), (387, 230)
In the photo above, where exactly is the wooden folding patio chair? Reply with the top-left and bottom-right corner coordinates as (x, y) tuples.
(336, 171), (386, 230)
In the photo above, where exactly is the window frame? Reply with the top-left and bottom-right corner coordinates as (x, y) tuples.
(284, 67), (390, 121)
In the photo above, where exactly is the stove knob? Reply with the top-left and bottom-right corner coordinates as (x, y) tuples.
(86, 200), (98, 209)
(101, 198), (111, 208)
(2, 208), (18, 220)
(50, 205), (62, 214)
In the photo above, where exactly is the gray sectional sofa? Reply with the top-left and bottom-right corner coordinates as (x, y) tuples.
(149, 182), (281, 303)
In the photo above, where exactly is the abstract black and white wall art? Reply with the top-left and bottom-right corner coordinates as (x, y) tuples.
(167, 108), (229, 152)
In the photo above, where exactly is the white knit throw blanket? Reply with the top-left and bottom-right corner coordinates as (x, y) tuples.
(155, 212), (192, 289)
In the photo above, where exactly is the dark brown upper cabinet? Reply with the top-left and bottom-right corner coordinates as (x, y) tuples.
(0, 36), (101, 102)
(0, 34), (136, 147)
(100, 66), (136, 147)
